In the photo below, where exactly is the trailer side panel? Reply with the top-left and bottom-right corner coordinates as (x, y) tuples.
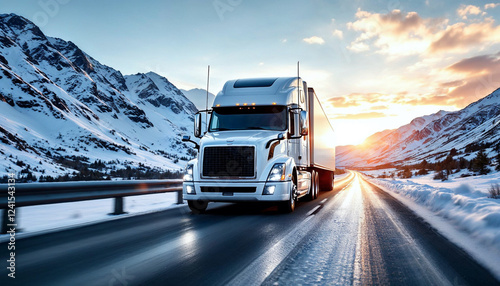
(308, 88), (335, 171)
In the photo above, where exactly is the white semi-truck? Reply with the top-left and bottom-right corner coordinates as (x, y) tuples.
(182, 77), (335, 213)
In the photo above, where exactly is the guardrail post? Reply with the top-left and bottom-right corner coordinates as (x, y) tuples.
(177, 189), (183, 204)
(1, 209), (8, 234)
(110, 197), (126, 215)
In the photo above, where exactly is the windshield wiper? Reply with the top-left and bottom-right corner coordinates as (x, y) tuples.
(247, 127), (266, 130)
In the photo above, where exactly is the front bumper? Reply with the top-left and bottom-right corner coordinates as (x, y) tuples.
(183, 180), (291, 202)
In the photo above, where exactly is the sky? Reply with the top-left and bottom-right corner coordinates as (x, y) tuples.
(1, 0), (500, 146)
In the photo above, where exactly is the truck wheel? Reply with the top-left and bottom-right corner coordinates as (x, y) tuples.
(279, 181), (296, 213)
(306, 170), (318, 201)
(313, 171), (319, 199)
(188, 200), (208, 214)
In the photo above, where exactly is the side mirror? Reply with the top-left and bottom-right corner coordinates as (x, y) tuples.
(182, 135), (199, 150)
(194, 113), (202, 138)
(300, 110), (308, 136)
(266, 133), (285, 149)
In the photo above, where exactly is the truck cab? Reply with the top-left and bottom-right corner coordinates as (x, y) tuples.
(182, 77), (335, 213)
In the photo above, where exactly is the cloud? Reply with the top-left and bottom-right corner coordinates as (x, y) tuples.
(484, 3), (500, 10)
(328, 92), (412, 109)
(333, 112), (389, 120)
(347, 9), (500, 56)
(347, 42), (369, 52)
(328, 50), (500, 110)
(402, 52), (500, 108)
(370, 105), (389, 110)
(446, 72), (500, 105)
(447, 53), (500, 74)
(303, 36), (325, 45)
(457, 4), (482, 20)
(347, 9), (446, 55)
(405, 95), (453, 106)
(440, 79), (466, 88)
(332, 29), (343, 39)
(328, 92), (394, 108)
(441, 52), (500, 106)
(429, 20), (500, 53)
(327, 96), (360, 108)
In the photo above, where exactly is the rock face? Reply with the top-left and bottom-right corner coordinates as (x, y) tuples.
(336, 89), (500, 167)
(0, 13), (198, 177)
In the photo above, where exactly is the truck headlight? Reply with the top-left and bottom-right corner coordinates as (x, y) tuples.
(185, 184), (196, 194)
(267, 163), (286, 181)
(183, 164), (194, 181)
(263, 185), (276, 195)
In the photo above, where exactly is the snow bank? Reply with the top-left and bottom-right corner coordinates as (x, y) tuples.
(370, 178), (500, 251)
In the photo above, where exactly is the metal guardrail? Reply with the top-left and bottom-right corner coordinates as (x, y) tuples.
(0, 179), (183, 234)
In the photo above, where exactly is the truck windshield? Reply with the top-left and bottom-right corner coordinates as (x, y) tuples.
(209, 106), (287, 132)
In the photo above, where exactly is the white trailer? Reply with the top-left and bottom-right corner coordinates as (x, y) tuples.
(182, 77), (335, 213)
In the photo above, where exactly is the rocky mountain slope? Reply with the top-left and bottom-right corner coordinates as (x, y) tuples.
(337, 89), (500, 167)
(0, 13), (198, 179)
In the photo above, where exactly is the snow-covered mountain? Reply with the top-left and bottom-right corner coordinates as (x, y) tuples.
(337, 89), (500, 167)
(181, 88), (215, 110)
(0, 13), (198, 178)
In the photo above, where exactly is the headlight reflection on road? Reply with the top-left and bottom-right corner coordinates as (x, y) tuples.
(179, 229), (198, 257)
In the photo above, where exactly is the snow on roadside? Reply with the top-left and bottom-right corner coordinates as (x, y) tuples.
(402, 171), (500, 195)
(367, 174), (500, 278)
(363, 169), (500, 195)
(369, 177), (500, 250)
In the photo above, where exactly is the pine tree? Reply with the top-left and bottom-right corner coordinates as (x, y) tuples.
(402, 167), (412, 178)
(449, 148), (458, 156)
(442, 155), (456, 177)
(471, 149), (490, 175)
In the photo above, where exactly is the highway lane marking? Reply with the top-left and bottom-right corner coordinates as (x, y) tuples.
(306, 205), (321, 216)
(320, 198), (327, 204)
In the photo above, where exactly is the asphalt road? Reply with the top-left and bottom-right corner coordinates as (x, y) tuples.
(1, 172), (498, 285)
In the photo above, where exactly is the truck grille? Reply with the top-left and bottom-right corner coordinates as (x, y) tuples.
(202, 146), (255, 177)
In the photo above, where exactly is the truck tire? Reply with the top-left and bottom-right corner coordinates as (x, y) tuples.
(279, 181), (297, 213)
(305, 170), (314, 201)
(188, 200), (208, 214)
(313, 171), (319, 199)
(306, 170), (318, 201)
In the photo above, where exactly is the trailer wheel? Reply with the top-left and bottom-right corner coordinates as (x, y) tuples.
(188, 200), (208, 214)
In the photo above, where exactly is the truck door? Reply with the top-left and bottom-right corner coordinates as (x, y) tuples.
(288, 108), (302, 166)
